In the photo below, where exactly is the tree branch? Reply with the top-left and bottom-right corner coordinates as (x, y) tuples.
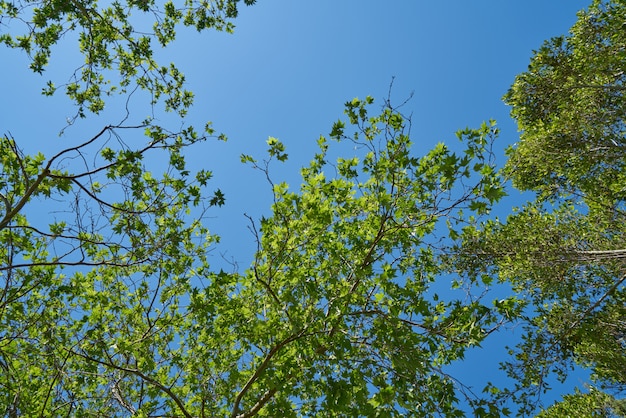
(69, 348), (192, 418)
(230, 330), (307, 418)
(235, 388), (278, 418)
(0, 167), (49, 231)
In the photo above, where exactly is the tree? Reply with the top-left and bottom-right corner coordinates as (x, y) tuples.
(0, 0), (250, 415)
(0, 6), (518, 406)
(1, 0), (513, 413)
(0, 0), (558, 416)
(503, 0), (626, 204)
(456, 0), (626, 415)
(1, 84), (513, 414)
(226, 97), (510, 417)
(537, 388), (626, 418)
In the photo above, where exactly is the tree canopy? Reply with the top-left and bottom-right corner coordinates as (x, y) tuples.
(1, 0), (625, 416)
(457, 0), (626, 415)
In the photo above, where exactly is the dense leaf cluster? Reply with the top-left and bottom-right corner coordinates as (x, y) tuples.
(460, 0), (626, 415)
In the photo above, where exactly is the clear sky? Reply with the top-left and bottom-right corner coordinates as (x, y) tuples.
(0, 0), (594, 413)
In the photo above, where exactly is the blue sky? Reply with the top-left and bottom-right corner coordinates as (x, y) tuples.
(174, 1), (591, 252)
(0, 0), (593, 413)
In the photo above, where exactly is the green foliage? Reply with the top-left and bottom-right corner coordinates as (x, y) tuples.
(10, 0), (626, 415)
(0, 0), (255, 117)
(455, 1), (626, 415)
(232, 97), (508, 416)
(504, 0), (626, 204)
(537, 388), (626, 418)
(0, 0), (250, 415)
(0, 124), (222, 415)
(0, 85), (511, 415)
